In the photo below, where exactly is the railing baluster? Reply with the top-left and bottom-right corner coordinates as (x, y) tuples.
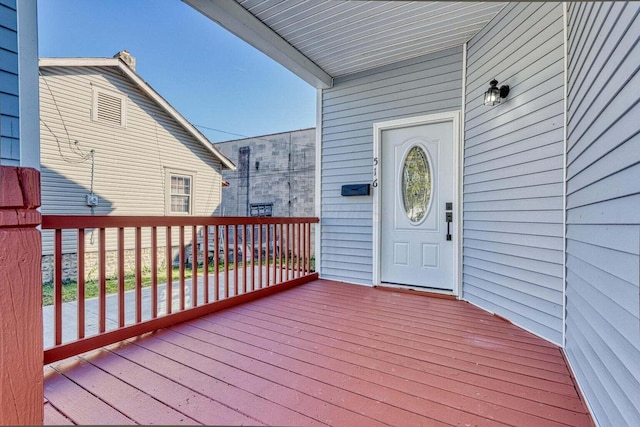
(135, 227), (142, 323)
(77, 229), (85, 339)
(278, 223), (283, 284)
(259, 224), (268, 289)
(258, 223), (263, 289)
(242, 224), (247, 294)
(233, 225), (239, 297)
(224, 225), (229, 300)
(118, 227), (125, 328)
(214, 225), (220, 302)
(306, 222), (311, 275)
(179, 226), (185, 311)
(166, 226), (172, 315)
(192, 225), (198, 308)
(151, 226), (158, 319)
(99, 228), (106, 333)
(285, 223), (290, 281)
(297, 222), (302, 278)
(54, 229), (62, 346)
(251, 224), (256, 292)
(203, 225), (209, 304)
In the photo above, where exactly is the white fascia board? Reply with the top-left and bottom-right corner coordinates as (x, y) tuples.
(184, 0), (333, 89)
(39, 58), (121, 67)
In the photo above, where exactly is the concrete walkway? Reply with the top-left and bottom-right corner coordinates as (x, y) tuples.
(43, 266), (281, 349)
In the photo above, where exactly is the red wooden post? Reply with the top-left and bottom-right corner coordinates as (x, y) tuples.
(0, 166), (43, 425)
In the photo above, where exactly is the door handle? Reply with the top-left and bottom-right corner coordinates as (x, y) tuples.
(445, 203), (453, 241)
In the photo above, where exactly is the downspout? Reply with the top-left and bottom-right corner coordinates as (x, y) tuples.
(459, 41), (467, 300)
(315, 88), (323, 276)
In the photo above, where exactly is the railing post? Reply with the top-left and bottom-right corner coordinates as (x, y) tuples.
(0, 166), (43, 425)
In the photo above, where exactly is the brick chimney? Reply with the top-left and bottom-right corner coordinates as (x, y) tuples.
(114, 50), (136, 71)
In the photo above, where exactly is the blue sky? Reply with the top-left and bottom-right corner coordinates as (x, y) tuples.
(37, 0), (317, 142)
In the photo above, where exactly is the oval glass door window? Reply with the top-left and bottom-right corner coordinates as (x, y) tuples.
(401, 146), (432, 223)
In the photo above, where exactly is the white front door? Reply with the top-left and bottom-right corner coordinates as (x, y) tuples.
(379, 117), (456, 291)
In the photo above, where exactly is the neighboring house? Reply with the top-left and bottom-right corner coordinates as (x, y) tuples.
(190, 2), (640, 425)
(215, 128), (315, 218)
(39, 51), (234, 282)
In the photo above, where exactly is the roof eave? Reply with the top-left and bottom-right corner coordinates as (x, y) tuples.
(184, 0), (333, 89)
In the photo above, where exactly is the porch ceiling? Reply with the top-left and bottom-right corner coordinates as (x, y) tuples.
(185, 0), (506, 88)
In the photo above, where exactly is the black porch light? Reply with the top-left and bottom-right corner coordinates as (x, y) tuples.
(483, 79), (509, 106)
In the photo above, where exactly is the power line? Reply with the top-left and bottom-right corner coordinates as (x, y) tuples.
(194, 123), (316, 150)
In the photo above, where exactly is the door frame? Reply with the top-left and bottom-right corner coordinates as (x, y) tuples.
(372, 111), (462, 297)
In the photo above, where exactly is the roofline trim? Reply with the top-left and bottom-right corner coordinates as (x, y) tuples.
(39, 57), (236, 170)
(184, 0), (333, 89)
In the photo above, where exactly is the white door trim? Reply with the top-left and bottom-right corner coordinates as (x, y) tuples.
(372, 111), (462, 297)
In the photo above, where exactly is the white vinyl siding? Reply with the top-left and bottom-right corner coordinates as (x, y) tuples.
(40, 66), (223, 255)
(565, 2), (640, 426)
(463, 2), (565, 345)
(0, 0), (19, 165)
(320, 47), (463, 284)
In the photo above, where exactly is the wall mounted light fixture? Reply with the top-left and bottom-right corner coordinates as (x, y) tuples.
(484, 79), (509, 106)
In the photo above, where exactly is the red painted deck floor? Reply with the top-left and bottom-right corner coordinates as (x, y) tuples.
(44, 279), (594, 426)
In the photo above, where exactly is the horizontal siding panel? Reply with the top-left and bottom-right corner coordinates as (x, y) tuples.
(464, 220), (563, 237)
(566, 193), (640, 225)
(567, 163), (640, 209)
(463, 183), (564, 202)
(463, 170), (562, 194)
(566, 224), (639, 255)
(463, 2), (564, 344)
(567, 239), (638, 286)
(566, 254), (638, 317)
(464, 156), (563, 185)
(463, 238), (562, 264)
(463, 229), (562, 251)
(464, 247), (563, 279)
(464, 196), (563, 212)
(463, 284), (562, 345)
(464, 257), (562, 291)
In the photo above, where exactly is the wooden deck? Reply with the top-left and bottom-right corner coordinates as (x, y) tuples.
(44, 279), (593, 426)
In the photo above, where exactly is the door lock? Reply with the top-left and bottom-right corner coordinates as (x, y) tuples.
(445, 203), (453, 241)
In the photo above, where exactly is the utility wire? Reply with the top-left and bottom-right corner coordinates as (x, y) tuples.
(194, 123), (315, 150)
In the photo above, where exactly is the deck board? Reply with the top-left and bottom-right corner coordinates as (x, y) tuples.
(44, 279), (593, 426)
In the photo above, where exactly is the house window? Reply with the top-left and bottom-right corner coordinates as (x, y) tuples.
(92, 87), (126, 126)
(250, 203), (273, 217)
(169, 173), (194, 214)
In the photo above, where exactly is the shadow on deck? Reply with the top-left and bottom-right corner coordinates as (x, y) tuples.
(43, 279), (593, 426)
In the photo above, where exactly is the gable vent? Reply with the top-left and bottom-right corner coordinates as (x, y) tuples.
(97, 92), (122, 125)
(92, 87), (126, 127)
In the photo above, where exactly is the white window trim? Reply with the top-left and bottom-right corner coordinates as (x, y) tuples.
(91, 86), (127, 127)
(165, 168), (196, 215)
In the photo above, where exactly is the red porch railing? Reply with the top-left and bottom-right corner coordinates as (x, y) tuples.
(41, 216), (319, 364)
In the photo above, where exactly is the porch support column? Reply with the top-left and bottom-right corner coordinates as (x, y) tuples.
(0, 166), (43, 425)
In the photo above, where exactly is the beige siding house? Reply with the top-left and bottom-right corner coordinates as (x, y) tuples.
(39, 51), (234, 281)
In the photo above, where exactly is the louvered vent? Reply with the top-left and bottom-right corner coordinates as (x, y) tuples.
(96, 91), (123, 125)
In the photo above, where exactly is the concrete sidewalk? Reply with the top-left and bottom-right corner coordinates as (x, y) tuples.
(43, 266), (278, 349)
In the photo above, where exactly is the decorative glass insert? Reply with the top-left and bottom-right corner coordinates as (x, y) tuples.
(401, 146), (432, 223)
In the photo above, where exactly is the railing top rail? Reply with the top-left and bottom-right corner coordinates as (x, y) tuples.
(42, 215), (320, 229)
